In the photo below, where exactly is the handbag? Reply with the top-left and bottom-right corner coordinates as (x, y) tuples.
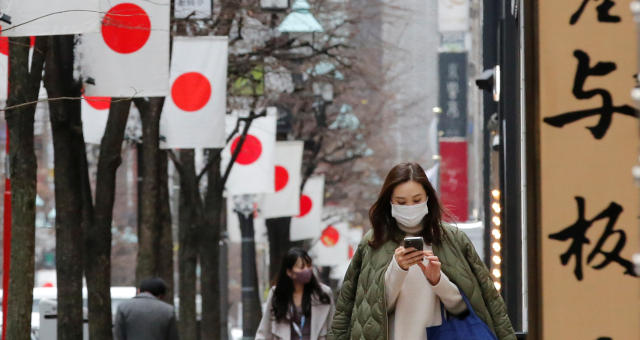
(426, 289), (498, 340)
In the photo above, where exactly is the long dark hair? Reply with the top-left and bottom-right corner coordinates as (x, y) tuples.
(271, 248), (331, 322)
(369, 162), (445, 249)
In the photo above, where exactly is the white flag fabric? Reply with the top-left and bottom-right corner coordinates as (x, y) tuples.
(310, 222), (349, 266)
(222, 110), (276, 195)
(226, 196), (267, 243)
(79, 0), (169, 97)
(290, 175), (324, 241)
(81, 94), (111, 144)
(160, 36), (227, 149)
(0, 0), (100, 37)
(0, 36), (7, 101)
(259, 141), (303, 218)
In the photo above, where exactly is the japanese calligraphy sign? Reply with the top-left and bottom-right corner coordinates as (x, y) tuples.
(537, 1), (639, 339)
(438, 52), (467, 138)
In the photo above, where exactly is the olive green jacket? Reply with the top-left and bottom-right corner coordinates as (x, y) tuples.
(328, 224), (516, 340)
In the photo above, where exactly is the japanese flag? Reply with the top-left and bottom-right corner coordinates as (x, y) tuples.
(81, 94), (111, 144)
(160, 36), (227, 149)
(79, 0), (169, 97)
(0, 36), (7, 101)
(225, 196), (267, 243)
(222, 109), (276, 195)
(0, 0), (100, 37)
(310, 222), (349, 266)
(290, 175), (325, 241)
(259, 141), (303, 218)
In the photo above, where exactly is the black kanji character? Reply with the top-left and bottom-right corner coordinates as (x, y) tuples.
(570, 0), (621, 25)
(548, 197), (637, 281)
(543, 50), (636, 139)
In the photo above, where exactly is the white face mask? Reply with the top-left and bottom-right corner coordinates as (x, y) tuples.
(391, 200), (429, 233)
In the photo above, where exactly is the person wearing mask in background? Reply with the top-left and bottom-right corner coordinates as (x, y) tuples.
(257, 247), (335, 340)
(114, 277), (179, 340)
(329, 162), (515, 340)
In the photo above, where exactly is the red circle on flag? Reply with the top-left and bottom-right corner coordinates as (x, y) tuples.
(321, 225), (340, 247)
(275, 165), (289, 192)
(83, 95), (111, 110)
(348, 245), (354, 259)
(0, 37), (8, 56)
(231, 134), (262, 165)
(298, 195), (312, 217)
(101, 3), (151, 54)
(171, 72), (211, 112)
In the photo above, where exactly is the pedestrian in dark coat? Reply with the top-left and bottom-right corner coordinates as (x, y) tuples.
(114, 277), (179, 340)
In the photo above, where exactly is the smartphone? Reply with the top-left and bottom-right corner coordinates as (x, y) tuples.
(403, 236), (424, 252)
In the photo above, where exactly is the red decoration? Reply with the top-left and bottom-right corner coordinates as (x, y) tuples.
(171, 72), (212, 112)
(274, 165), (289, 192)
(297, 194), (312, 217)
(101, 3), (151, 54)
(83, 94), (111, 111)
(230, 134), (263, 165)
(0, 37), (7, 56)
(320, 225), (340, 247)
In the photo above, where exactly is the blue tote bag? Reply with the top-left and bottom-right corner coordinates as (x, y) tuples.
(426, 290), (498, 340)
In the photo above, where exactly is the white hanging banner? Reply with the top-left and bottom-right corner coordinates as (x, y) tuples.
(0, 36), (7, 101)
(81, 94), (111, 144)
(160, 36), (227, 149)
(310, 222), (349, 266)
(222, 109), (277, 195)
(259, 141), (303, 218)
(290, 175), (324, 241)
(438, 0), (469, 33)
(0, 0), (100, 37)
(79, 0), (170, 97)
(174, 0), (212, 19)
(226, 196), (268, 243)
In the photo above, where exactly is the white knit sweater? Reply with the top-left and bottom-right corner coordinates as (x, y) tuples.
(384, 244), (466, 340)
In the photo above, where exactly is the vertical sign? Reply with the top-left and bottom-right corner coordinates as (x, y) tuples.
(438, 52), (468, 222)
(438, 52), (468, 137)
(439, 138), (468, 221)
(537, 1), (640, 338)
(437, 0), (470, 32)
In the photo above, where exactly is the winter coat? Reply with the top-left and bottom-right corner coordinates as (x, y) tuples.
(328, 224), (516, 340)
(256, 283), (335, 340)
(114, 292), (179, 340)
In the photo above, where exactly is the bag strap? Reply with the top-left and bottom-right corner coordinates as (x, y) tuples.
(459, 287), (477, 315)
(439, 301), (447, 324)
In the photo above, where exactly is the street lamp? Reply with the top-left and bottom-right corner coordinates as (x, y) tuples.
(277, 0), (323, 33)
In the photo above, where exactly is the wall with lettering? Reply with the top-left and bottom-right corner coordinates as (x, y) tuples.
(537, 0), (640, 338)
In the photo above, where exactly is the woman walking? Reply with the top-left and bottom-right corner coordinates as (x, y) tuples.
(328, 162), (516, 340)
(257, 247), (335, 340)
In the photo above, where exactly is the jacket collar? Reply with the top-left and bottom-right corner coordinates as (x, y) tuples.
(134, 292), (159, 300)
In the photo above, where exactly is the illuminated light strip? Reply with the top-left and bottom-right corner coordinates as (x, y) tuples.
(490, 189), (502, 291)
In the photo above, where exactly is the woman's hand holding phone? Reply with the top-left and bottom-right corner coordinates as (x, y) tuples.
(394, 246), (424, 271)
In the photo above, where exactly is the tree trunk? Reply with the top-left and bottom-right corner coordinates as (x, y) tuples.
(265, 217), (291, 283)
(178, 150), (200, 340)
(5, 36), (46, 340)
(134, 97), (164, 284)
(85, 98), (131, 340)
(237, 211), (262, 338)
(200, 151), (222, 340)
(43, 35), (85, 340)
(157, 150), (174, 304)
